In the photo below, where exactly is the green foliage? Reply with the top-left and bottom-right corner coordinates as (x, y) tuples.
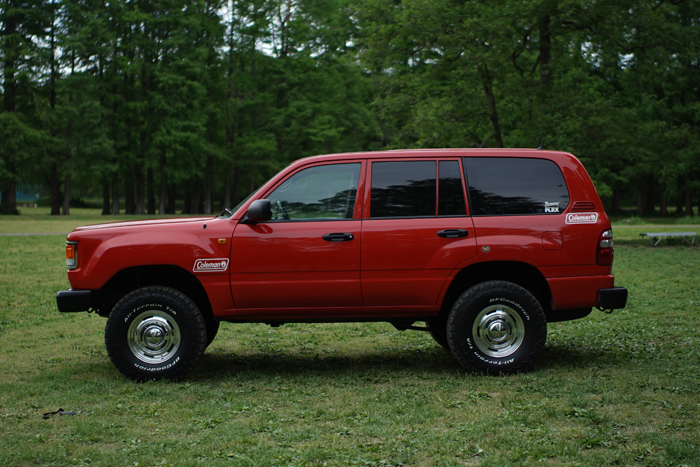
(1, 0), (698, 216)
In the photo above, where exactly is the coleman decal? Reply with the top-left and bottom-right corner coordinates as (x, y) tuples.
(193, 258), (229, 273)
(565, 213), (598, 224)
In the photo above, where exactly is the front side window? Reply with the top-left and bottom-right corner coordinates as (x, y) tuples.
(370, 161), (437, 218)
(463, 157), (570, 216)
(267, 163), (361, 220)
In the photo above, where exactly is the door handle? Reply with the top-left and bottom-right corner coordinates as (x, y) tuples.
(437, 229), (469, 238)
(322, 232), (355, 242)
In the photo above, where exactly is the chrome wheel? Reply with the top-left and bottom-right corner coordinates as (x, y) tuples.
(127, 309), (181, 364)
(472, 304), (525, 358)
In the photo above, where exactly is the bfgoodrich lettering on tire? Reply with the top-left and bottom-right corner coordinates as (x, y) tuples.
(105, 286), (206, 382)
(446, 281), (546, 375)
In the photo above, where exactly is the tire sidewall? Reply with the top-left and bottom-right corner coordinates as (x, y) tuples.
(105, 287), (205, 381)
(448, 282), (546, 374)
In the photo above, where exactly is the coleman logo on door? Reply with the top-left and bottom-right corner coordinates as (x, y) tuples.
(193, 258), (229, 272)
(565, 213), (598, 224)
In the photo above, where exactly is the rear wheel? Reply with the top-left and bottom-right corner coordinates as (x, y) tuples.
(446, 281), (546, 374)
(105, 286), (206, 382)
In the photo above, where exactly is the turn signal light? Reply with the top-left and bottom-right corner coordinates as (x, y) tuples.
(66, 242), (78, 270)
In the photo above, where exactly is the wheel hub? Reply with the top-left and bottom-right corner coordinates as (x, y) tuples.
(472, 306), (525, 358)
(127, 310), (181, 364)
(487, 320), (510, 342)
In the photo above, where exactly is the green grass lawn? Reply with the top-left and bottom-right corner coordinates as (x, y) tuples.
(1, 212), (698, 466)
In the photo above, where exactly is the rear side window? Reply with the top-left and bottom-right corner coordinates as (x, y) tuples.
(370, 161), (436, 218)
(463, 157), (569, 216)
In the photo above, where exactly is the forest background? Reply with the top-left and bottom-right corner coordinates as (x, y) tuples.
(1, 0), (698, 218)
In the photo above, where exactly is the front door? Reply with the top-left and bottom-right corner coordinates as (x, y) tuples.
(230, 161), (365, 310)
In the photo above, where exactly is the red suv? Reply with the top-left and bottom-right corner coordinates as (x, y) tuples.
(57, 149), (627, 381)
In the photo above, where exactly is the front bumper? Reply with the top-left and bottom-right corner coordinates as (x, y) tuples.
(598, 287), (628, 310)
(56, 289), (92, 313)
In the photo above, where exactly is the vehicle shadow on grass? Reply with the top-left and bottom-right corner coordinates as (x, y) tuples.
(538, 344), (634, 372)
(193, 346), (463, 382)
(191, 341), (631, 382)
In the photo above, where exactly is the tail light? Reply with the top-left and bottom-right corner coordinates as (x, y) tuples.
(596, 230), (614, 266)
(66, 241), (78, 270)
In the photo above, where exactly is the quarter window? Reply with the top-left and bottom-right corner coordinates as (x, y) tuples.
(463, 157), (569, 216)
(439, 160), (467, 216)
(267, 163), (361, 220)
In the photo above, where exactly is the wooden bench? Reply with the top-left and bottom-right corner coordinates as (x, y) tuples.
(639, 232), (697, 247)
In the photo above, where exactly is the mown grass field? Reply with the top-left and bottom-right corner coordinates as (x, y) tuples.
(1, 210), (699, 466)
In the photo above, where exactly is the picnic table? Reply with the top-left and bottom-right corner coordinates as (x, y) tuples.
(639, 231), (697, 247)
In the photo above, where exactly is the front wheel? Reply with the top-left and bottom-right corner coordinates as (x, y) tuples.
(446, 281), (546, 375)
(105, 286), (207, 382)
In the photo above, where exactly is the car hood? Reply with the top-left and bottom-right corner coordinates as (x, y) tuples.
(72, 217), (216, 232)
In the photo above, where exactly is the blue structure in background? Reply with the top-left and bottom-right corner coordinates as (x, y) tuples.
(0, 181), (43, 205)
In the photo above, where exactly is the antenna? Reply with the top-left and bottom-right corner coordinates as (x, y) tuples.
(537, 138), (545, 150)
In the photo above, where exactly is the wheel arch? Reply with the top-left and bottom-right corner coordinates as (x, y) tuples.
(93, 265), (214, 324)
(439, 261), (552, 321)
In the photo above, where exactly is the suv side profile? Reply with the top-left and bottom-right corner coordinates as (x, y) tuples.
(57, 149), (627, 381)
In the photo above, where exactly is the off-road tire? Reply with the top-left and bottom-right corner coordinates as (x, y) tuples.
(446, 281), (546, 375)
(105, 286), (207, 382)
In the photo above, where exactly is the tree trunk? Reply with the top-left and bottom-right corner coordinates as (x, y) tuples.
(111, 171), (120, 215)
(610, 189), (620, 214)
(479, 64), (504, 148)
(659, 182), (667, 216)
(159, 154), (167, 215)
(49, 163), (61, 215)
(0, 176), (19, 215)
(125, 167), (136, 214)
(685, 175), (693, 218)
(232, 164), (241, 206)
(62, 174), (70, 215)
(538, 9), (552, 89)
(135, 163), (145, 215)
(102, 179), (111, 215)
(147, 168), (156, 215)
(676, 175), (684, 215)
(636, 176), (654, 216)
(223, 171), (231, 210)
(205, 155), (212, 214)
(183, 190), (192, 214)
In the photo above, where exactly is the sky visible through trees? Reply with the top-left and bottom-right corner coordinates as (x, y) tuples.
(1, 0), (698, 216)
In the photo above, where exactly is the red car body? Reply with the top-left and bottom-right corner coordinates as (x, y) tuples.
(57, 149), (627, 380)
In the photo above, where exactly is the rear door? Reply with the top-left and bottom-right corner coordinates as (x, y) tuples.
(361, 159), (477, 306)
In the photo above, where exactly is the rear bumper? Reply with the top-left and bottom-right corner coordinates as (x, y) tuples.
(598, 287), (628, 310)
(548, 276), (627, 310)
(56, 289), (92, 313)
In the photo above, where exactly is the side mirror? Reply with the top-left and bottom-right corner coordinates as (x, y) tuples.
(243, 199), (272, 223)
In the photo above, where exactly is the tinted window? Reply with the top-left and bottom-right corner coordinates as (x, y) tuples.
(463, 158), (569, 216)
(370, 161), (436, 218)
(438, 160), (467, 216)
(267, 163), (360, 220)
